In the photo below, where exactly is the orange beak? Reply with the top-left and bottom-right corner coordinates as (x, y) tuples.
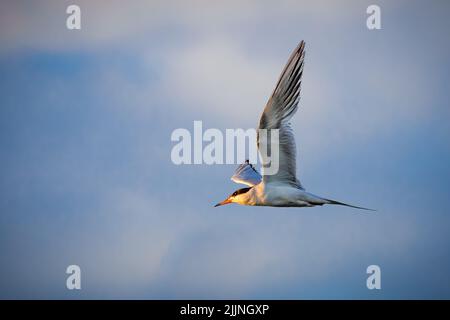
(214, 198), (232, 207)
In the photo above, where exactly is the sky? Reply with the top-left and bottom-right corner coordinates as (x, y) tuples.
(0, 0), (450, 299)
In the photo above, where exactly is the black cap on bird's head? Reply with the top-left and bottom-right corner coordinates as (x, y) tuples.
(214, 187), (251, 207)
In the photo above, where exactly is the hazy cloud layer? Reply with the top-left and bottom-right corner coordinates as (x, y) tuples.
(0, 0), (450, 298)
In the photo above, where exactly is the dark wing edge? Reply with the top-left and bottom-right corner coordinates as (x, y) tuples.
(257, 41), (305, 189)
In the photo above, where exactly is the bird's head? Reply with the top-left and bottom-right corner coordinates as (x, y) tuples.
(214, 187), (252, 207)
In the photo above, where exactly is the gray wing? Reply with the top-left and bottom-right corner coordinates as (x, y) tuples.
(231, 160), (262, 187)
(258, 41), (305, 189)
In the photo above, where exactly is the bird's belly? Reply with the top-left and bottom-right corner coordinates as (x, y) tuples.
(264, 199), (311, 207)
(256, 185), (312, 207)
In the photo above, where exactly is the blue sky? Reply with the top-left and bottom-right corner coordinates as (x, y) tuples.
(1, 0), (450, 299)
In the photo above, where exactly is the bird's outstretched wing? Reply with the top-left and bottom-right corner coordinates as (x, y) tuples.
(258, 41), (305, 189)
(231, 160), (262, 187)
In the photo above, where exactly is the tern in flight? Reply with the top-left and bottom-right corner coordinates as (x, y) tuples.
(215, 41), (373, 210)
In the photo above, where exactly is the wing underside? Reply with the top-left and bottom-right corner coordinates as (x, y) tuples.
(258, 41), (305, 189)
(231, 160), (262, 187)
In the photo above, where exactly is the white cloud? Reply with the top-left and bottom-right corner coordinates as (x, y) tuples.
(0, 0), (359, 53)
(158, 37), (279, 125)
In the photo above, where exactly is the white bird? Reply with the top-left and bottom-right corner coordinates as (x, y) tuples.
(215, 41), (373, 210)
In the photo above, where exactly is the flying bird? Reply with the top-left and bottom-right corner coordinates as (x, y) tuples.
(215, 41), (373, 210)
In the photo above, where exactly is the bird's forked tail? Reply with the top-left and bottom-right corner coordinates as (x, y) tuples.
(325, 199), (375, 211)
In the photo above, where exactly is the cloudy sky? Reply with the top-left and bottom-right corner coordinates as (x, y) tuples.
(1, 0), (449, 299)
